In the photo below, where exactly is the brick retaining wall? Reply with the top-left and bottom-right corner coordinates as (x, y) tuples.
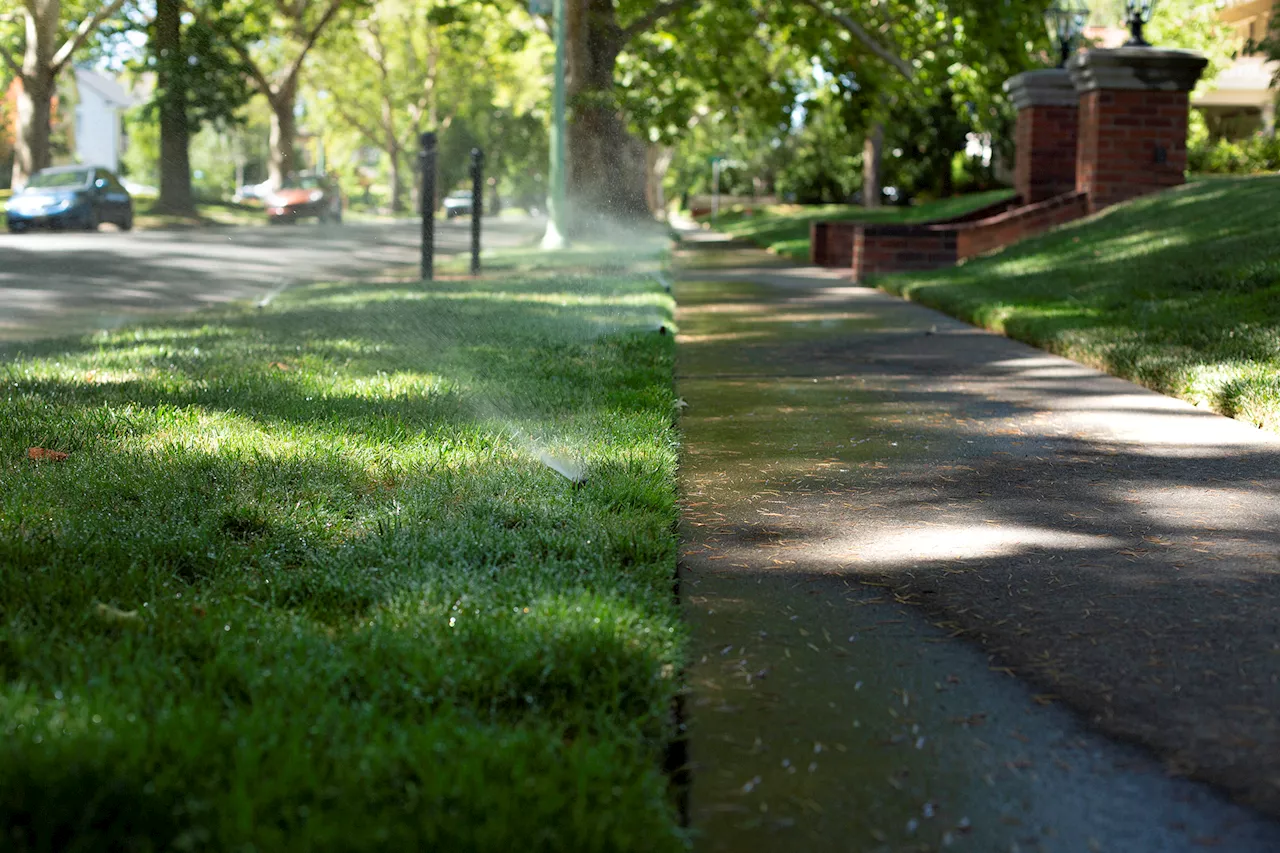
(852, 225), (959, 281)
(954, 191), (1089, 260)
(812, 195), (1019, 269)
(821, 191), (1089, 282)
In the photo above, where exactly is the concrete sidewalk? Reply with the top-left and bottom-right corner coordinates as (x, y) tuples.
(676, 237), (1280, 851)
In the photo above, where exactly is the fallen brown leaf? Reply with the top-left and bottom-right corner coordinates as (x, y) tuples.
(27, 447), (69, 462)
(95, 603), (140, 624)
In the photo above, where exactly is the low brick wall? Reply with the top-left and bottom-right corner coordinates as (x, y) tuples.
(836, 191), (1090, 282)
(852, 225), (959, 281)
(954, 191), (1089, 260)
(811, 195), (1018, 269)
(811, 220), (855, 267)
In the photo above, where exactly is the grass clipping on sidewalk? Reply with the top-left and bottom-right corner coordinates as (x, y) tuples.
(877, 175), (1280, 433)
(0, 249), (685, 850)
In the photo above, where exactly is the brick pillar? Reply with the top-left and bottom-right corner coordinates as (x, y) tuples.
(1003, 69), (1079, 204)
(1069, 48), (1208, 212)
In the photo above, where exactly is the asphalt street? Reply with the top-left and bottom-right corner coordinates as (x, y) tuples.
(0, 215), (545, 345)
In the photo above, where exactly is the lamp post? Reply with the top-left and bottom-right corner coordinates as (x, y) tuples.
(1124, 0), (1159, 48)
(1045, 1), (1089, 68)
(539, 0), (569, 249)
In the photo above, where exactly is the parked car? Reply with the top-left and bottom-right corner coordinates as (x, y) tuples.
(233, 181), (272, 204)
(5, 165), (134, 233)
(443, 189), (473, 218)
(264, 173), (343, 224)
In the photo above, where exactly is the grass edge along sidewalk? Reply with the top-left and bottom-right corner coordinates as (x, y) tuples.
(868, 174), (1280, 435)
(0, 241), (687, 850)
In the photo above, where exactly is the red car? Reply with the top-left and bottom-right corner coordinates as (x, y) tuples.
(265, 173), (343, 224)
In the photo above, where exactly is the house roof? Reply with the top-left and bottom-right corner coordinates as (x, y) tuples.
(74, 67), (137, 108)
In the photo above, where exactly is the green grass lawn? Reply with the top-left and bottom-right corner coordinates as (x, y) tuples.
(707, 190), (1016, 262)
(0, 245), (685, 850)
(874, 174), (1280, 432)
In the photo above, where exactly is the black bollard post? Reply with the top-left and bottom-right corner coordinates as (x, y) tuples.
(469, 148), (484, 276)
(419, 132), (437, 281)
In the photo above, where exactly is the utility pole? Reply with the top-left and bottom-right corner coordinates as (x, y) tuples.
(540, 0), (569, 249)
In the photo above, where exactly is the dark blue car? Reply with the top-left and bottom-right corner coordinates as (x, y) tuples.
(5, 165), (134, 233)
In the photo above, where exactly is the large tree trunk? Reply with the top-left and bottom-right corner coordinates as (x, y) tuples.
(12, 71), (54, 190)
(563, 0), (648, 229)
(11, 1), (59, 190)
(862, 122), (884, 209)
(154, 0), (194, 214)
(267, 81), (298, 189)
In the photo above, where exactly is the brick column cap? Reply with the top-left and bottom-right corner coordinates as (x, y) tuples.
(1069, 48), (1208, 94)
(1004, 68), (1077, 109)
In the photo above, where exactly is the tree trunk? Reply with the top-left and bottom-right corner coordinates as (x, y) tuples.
(382, 94), (403, 213)
(387, 142), (403, 213)
(268, 81), (298, 189)
(645, 144), (674, 219)
(11, 0), (60, 190)
(154, 0), (194, 214)
(12, 71), (54, 190)
(563, 0), (649, 229)
(862, 122), (883, 209)
(939, 148), (955, 198)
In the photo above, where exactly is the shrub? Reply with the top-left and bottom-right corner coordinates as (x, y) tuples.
(1189, 134), (1280, 175)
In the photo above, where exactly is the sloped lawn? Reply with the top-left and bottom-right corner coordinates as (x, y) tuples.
(876, 175), (1280, 432)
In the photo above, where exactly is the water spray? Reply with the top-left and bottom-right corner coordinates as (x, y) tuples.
(256, 278), (291, 308)
(507, 423), (587, 485)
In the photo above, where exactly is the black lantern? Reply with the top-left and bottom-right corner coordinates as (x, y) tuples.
(1045, 0), (1089, 67)
(1124, 0), (1159, 47)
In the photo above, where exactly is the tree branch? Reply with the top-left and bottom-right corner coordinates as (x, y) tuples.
(0, 41), (23, 79)
(332, 100), (382, 148)
(285, 0), (348, 86)
(621, 0), (698, 41)
(51, 0), (128, 75)
(364, 18), (389, 83)
(228, 37), (277, 99)
(797, 0), (914, 80)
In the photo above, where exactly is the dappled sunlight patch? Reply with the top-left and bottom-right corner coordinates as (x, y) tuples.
(836, 524), (1124, 566)
(677, 330), (774, 344)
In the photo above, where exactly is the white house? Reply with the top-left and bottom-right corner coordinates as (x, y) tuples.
(72, 67), (135, 173)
